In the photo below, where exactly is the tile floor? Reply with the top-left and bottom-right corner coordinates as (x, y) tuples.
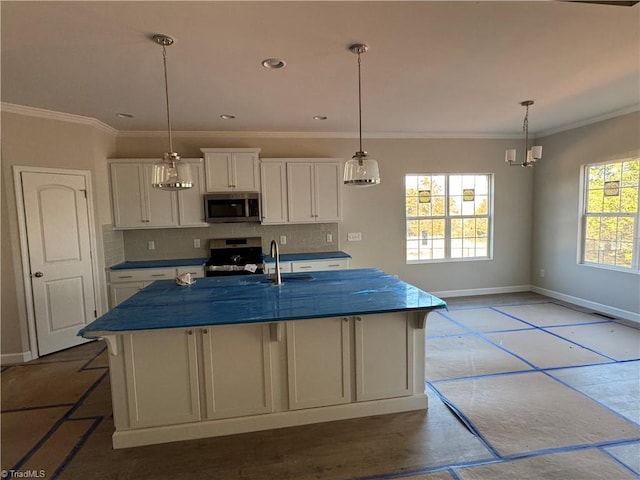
(1, 294), (639, 479)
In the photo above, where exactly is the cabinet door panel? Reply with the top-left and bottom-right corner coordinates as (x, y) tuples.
(142, 164), (179, 227)
(286, 317), (351, 409)
(111, 164), (145, 228)
(287, 163), (315, 222)
(123, 329), (200, 428)
(233, 153), (259, 191)
(109, 283), (145, 308)
(314, 162), (341, 222)
(205, 153), (233, 191)
(177, 162), (208, 226)
(260, 162), (288, 224)
(355, 313), (413, 401)
(202, 324), (273, 419)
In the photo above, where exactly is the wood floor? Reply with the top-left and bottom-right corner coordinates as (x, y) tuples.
(2, 293), (638, 479)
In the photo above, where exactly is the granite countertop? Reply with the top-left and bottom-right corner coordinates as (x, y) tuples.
(110, 258), (209, 270)
(262, 251), (351, 263)
(79, 268), (446, 337)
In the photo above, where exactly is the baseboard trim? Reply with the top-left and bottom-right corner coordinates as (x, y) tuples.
(432, 285), (532, 299)
(1, 351), (33, 365)
(531, 286), (640, 325)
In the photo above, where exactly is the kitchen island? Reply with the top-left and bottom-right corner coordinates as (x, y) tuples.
(80, 268), (446, 448)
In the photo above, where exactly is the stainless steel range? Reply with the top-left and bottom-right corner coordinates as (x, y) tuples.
(204, 237), (264, 277)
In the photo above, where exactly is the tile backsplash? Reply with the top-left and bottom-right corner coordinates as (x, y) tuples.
(122, 223), (339, 261)
(102, 224), (125, 267)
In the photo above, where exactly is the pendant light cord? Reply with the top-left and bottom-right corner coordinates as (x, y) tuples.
(523, 103), (529, 153)
(357, 51), (363, 154)
(162, 44), (174, 155)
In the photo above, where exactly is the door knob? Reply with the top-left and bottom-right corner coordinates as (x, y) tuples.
(33, 272), (44, 278)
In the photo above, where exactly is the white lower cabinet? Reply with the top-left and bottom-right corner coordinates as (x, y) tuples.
(201, 323), (273, 419)
(354, 313), (413, 401)
(123, 329), (201, 428)
(108, 266), (204, 308)
(286, 317), (351, 409)
(291, 259), (349, 272)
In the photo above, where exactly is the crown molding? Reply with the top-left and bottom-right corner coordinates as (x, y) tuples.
(536, 104), (640, 138)
(0, 102), (118, 136)
(116, 130), (523, 140)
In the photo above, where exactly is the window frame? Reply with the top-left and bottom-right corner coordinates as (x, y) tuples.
(405, 173), (494, 264)
(578, 156), (640, 273)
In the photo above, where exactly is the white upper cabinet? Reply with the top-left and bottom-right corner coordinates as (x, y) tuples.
(177, 162), (208, 227)
(110, 159), (206, 229)
(287, 160), (342, 223)
(260, 161), (288, 224)
(201, 148), (261, 192)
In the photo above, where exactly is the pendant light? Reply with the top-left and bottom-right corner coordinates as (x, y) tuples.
(505, 100), (543, 168)
(343, 43), (381, 186)
(151, 34), (193, 190)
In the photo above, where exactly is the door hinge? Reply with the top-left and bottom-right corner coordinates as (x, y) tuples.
(94, 310), (98, 318)
(80, 189), (87, 198)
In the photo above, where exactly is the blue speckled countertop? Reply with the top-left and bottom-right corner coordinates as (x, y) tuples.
(110, 258), (208, 270)
(263, 251), (351, 263)
(79, 268), (446, 337)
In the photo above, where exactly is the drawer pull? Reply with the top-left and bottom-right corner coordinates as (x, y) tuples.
(118, 275), (133, 279)
(151, 274), (166, 277)
(299, 266), (312, 269)
(328, 264), (340, 267)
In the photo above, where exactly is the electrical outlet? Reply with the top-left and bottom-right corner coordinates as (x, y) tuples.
(194, 238), (201, 248)
(347, 232), (362, 242)
(326, 233), (333, 243)
(148, 241), (155, 250)
(279, 235), (287, 245)
(540, 269), (545, 278)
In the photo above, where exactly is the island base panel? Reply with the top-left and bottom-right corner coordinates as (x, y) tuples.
(112, 393), (428, 449)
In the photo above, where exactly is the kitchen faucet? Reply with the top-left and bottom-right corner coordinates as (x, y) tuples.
(269, 240), (282, 286)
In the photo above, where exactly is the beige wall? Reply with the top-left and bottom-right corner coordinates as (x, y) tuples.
(1, 112), (116, 358)
(532, 112), (640, 316)
(116, 134), (534, 294)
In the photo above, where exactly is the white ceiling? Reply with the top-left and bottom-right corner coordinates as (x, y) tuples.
(2, 1), (638, 137)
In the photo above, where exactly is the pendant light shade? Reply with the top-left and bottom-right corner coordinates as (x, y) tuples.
(343, 43), (380, 186)
(151, 34), (193, 191)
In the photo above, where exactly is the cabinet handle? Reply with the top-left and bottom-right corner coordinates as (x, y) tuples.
(356, 316), (362, 322)
(118, 275), (133, 279)
(328, 264), (340, 267)
(342, 317), (348, 323)
(151, 274), (165, 277)
(202, 328), (208, 334)
(299, 266), (312, 269)
(187, 329), (193, 335)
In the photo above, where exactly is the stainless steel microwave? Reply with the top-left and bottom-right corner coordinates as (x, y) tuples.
(204, 192), (261, 223)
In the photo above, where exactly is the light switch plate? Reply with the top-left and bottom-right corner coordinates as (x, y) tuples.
(347, 232), (362, 242)
(148, 241), (155, 250)
(280, 235), (287, 245)
(194, 238), (201, 248)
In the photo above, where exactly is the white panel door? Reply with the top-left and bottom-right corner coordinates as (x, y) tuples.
(286, 317), (351, 409)
(21, 172), (96, 355)
(260, 162), (288, 224)
(314, 162), (341, 222)
(287, 163), (315, 222)
(202, 324), (273, 419)
(354, 313), (414, 401)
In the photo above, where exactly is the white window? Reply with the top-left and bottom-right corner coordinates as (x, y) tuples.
(580, 157), (639, 271)
(405, 174), (493, 263)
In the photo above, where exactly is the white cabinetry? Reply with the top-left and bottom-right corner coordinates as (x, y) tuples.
(260, 158), (342, 225)
(201, 148), (261, 192)
(286, 317), (351, 409)
(354, 313), (413, 401)
(108, 266), (204, 308)
(201, 323), (273, 419)
(287, 161), (341, 223)
(263, 261), (292, 275)
(123, 328), (201, 428)
(110, 159), (206, 229)
(260, 161), (288, 224)
(291, 259), (350, 272)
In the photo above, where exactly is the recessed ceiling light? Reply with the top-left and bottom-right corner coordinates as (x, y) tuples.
(116, 113), (134, 118)
(220, 114), (236, 120)
(261, 58), (286, 69)
(313, 115), (328, 121)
